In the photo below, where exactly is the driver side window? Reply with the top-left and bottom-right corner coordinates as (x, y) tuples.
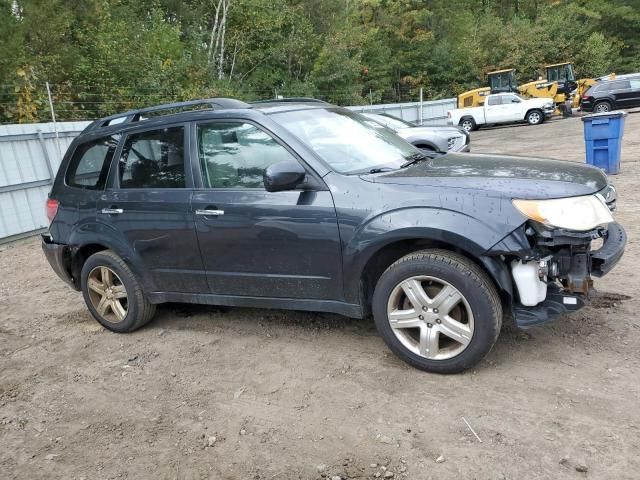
(198, 122), (296, 189)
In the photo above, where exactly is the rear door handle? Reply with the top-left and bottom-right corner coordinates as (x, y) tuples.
(195, 209), (224, 216)
(101, 208), (123, 214)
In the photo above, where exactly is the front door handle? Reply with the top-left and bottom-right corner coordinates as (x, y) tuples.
(101, 208), (123, 215)
(195, 209), (224, 216)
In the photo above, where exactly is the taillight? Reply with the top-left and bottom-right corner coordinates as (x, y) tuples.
(582, 95), (589, 100)
(447, 111), (451, 118)
(46, 198), (59, 224)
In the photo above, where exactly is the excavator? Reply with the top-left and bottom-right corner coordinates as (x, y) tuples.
(457, 62), (600, 109)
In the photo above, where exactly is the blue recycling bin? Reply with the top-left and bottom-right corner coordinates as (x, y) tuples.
(581, 111), (627, 175)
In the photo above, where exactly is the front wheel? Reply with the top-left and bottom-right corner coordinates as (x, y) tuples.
(81, 250), (156, 333)
(526, 109), (543, 125)
(372, 250), (502, 374)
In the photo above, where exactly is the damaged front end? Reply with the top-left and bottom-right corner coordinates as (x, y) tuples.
(487, 192), (626, 328)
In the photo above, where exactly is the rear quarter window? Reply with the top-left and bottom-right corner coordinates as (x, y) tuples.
(65, 136), (119, 190)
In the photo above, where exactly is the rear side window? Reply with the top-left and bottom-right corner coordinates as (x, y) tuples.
(119, 126), (185, 188)
(65, 136), (119, 190)
(487, 96), (502, 106)
(630, 78), (640, 89)
(608, 80), (631, 91)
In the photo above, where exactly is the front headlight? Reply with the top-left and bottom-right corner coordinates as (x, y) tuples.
(513, 195), (613, 231)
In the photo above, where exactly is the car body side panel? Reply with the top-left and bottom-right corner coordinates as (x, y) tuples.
(324, 172), (527, 304)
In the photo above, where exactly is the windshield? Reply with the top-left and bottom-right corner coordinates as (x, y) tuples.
(270, 108), (421, 174)
(363, 113), (412, 130)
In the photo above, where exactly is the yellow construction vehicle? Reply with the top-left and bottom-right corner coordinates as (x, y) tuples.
(458, 63), (602, 110)
(518, 62), (596, 108)
(457, 69), (517, 108)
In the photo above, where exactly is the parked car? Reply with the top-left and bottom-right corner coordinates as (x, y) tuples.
(448, 93), (555, 132)
(43, 98), (625, 373)
(360, 112), (470, 153)
(579, 76), (640, 113)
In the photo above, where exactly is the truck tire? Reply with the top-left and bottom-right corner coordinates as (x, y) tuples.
(372, 249), (502, 374)
(81, 250), (156, 333)
(459, 117), (476, 132)
(526, 109), (544, 125)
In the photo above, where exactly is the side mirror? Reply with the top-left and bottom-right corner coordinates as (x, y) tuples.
(263, 160), (306, 192)
(512, 98), (520, 103)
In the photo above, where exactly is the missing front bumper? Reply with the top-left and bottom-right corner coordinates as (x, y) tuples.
(511, 222), (626, 328)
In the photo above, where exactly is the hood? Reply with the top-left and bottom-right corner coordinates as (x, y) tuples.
(396, 126), (465, 137)
(361, 152), (608, 200)
(526, 97), (554, 108)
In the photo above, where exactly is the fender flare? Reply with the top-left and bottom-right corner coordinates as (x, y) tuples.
(67, 221), (157, 293)
(342, 207), (515, 304)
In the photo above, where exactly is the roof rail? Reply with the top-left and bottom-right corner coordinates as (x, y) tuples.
(83, 98), (251, 133)
(251, 97), (331, 105)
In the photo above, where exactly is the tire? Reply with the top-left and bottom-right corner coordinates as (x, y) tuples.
(594, 101), (612, 113)
(526, 109), (543, 125)
(80, 250), (156, 333)
(372, 249), (502, 374)
(459, 117), (476, 132)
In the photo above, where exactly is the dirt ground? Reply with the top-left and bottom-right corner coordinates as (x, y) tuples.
(2, 111), (640, 480)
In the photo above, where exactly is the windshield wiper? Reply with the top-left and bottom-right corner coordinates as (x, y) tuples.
(400, 152), (429, 169)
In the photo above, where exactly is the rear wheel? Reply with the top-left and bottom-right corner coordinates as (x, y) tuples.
(81, 250), (156, 332)
(372, 250), (502, 374)
(459, 117), (476, 132)
(594, 101), (612, 113)
(526, 109), (543, 125)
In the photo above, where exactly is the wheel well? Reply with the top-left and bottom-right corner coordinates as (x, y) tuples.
(359, 239), (507, 316)
(413, 142), (437, 151)
(70, 243), (109, 287)
(459, 116), (474, 124)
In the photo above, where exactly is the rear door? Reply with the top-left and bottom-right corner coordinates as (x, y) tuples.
(97, 124), (208, 294)
(484, 95), (505, 123)
(190, 120), (344, 300)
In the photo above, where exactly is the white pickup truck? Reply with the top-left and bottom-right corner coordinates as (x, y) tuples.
(448, 93), (555, 132)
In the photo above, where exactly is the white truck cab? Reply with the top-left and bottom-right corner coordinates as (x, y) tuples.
(448, 93), (555, 132)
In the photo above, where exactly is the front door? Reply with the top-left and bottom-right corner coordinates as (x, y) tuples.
(97, 124), (208, 294)
(191, 120), (343, 300)
(501, 95), (525, 121)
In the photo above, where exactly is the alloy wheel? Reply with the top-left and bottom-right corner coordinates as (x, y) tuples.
(461, 120), (473, 132)
(595, 103), (610, 113)
(87, 266), (128, 323)
(529, 112), (541, 124)
(386, 276), (474, 360)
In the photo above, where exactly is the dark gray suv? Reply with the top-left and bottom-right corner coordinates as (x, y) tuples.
(43, 98), (625, 373)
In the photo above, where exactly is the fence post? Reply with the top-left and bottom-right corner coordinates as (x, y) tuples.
(45, 82), (62, 161)
(36, 130), (56, 184)
(419, 87), (424, 126)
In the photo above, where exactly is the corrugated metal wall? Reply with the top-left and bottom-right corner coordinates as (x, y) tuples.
(346, 98), (456, 126)
(0, 98), (456, 242)
(0, 122), (90, 241)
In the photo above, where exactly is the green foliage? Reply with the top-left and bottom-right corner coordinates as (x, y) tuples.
(0, 0), (638, 122)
